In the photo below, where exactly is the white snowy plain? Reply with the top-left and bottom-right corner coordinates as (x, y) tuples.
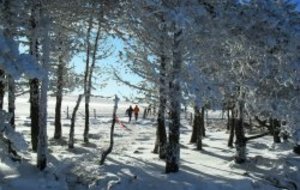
(0, 95), (299, 190)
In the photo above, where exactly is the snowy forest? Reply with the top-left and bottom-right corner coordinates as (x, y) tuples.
(0, 0), (300, 189)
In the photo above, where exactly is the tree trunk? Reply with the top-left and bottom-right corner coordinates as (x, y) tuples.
(143, 109), (147, 119)
(196, 107), (203, 150)
(100, 96), (119, 165)
(30, 78), (39, 152)
(29, 2), (40, 152)
(293, 145), (300, 155)
(3, 0), (16, 129)
(228, 118), (235, 148)
(166, 28), (182, 173)
(37, 8), (50, 171)
(228, 109), (235, 148)
(190, 106), (199, 143)
(0, 70), (5, 109)
(153, 14), (168, 159)
(156, 85), (167, 159)
(68, 95), (82, 149)
(273, 119), (281, 143)
(234, 101), (246, 164)
(201, 106), (205, 137)
(8, 76), (15, 129)
(83, 15), (93, 143)
(54, 59), (64, 139)
(227, 108), (230, 130)
(85, 21), (101, 143)
(270, 119), (281, 143)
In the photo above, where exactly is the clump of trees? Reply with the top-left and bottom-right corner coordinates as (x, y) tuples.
(0, 0), (299, 174)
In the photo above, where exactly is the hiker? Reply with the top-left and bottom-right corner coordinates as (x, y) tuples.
(126, 105), (133, 122)
(133, 105), (140, 121)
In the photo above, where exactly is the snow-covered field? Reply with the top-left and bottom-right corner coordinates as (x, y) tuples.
(0, 95), (299, 190)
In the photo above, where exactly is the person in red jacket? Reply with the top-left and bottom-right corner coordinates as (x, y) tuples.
(133, 105), (140, 121)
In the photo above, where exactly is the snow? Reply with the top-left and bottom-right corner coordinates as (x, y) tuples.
(0, 95), (299, 190)
(0, 31), (45, 80)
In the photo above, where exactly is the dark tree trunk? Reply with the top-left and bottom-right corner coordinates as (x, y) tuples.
(143, 109), (147, 119)
(66, 106), (69, 119)
(83, 15), (93, 143)
(54, 94), (62, 139)
(165, 28), (182, 174)
(30, 78), (39, 152)
(3, 0), (15, 129)
(8, 76), (15, 129)
(54, 61), (64, 139)
(29, 4), (40, 152)
(158, 112), (167, 159)
(0, 70), (5, 109)
(228, 109), (235, 147)
(271, 119), (281, 143)
(293, 145), (300, 155)
(227, 108), (230, 130)
(201, 107), (205, 137)
(153, 65), (167, 159)
(68, 95), (82, 149)
(153, 53), (167, 159)
(196, 107), (203, 150)
(84, 13), (101, 143)
(100, 96), (119, 165)
(228, 118), (235, 148)
(190, 106), (199, 143)
(234, 118), (246, 163)
(84, 99), (90, 143)
(153, 14), (167, 159)
(234, 101), (246, 164)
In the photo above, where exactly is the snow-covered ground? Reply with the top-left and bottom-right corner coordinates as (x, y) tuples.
(0, 95), (299, 190)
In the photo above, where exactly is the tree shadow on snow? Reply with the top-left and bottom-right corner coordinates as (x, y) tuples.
(102, 156), (256, 190)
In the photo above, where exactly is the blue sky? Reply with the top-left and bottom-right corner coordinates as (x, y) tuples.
(71, 37), (141, 99)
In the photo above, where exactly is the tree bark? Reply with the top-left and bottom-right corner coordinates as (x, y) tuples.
(190, 106), (199, 143)
(234, 101), (246, 164)
(68, 95), (82, 149)
(166, 28), (182, 173)
(37, 7), (50, 170)
(227, 108), (230, 130)
(245, 132), (269, 141)
(228, 109), (235, 148)
(30, 78), (39, 152)
(269, 119), (281, 143)
(54, 57), (64, 139)
(156, 55), (167, 159)
(196, 107), (203, 150)
(8, 76), (15, 129)
(85, 20), (101, 143)
(228, 118), (235, 148)
(83, 15), (93, 143)
(293, 145), (300, 155)
(3, 0), (16, 129)
(100, 95), (119, 165)
(29, 2), (40, 152)
(0, 70), (5, 110)
(153, 14), (168, 159)
(201, 106), (205, 137)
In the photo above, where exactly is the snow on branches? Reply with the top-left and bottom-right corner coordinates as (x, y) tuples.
(0, 31), (45, 80)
